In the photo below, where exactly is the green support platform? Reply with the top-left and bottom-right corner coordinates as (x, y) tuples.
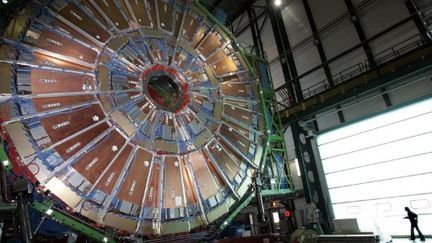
(218, 191), (256, 231)
(31, 201), (116, 243)
(214, 50), (295, 231)
(195, 1), (295, 231)
(0, 144), (12, 171)
(245, 52), (294, 196)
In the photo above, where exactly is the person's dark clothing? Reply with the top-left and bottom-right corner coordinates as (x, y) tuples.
(406, 211), (418, 224)
(405, 210), (425, 241)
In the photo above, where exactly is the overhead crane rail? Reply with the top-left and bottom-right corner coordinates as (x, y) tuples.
(275, 33), (432, 122)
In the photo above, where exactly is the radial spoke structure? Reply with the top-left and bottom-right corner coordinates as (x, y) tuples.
(0, 0), (265, 235)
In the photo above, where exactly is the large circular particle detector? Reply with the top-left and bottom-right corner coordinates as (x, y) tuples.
(0, 0), (264, 235)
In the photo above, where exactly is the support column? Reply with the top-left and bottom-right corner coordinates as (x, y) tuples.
(247, 8), (265, 58)
(254, 8), (266, 59)
(302, 0), (334, 86)
(255, 172), (266, 223)
(336, 105), (345, 123)
(267, 0), (304, 102)
(291, 122), (332, 233)
(405, 0), (431, 43)
(346, 0), (394, 108)
(344, 0), (377, 68)
(381, 87), (392, 107)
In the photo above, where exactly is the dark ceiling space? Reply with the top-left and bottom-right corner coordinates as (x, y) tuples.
(203, 0), (258, 22)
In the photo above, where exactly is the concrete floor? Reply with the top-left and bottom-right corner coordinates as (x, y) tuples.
(391, 239), (429, 242)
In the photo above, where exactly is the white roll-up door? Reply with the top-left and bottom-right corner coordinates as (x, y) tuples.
(317, 97), (432, 235)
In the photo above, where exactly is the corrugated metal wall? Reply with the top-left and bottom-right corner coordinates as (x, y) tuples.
(233, 0), (431, 148)
(232, 0), (432, 229)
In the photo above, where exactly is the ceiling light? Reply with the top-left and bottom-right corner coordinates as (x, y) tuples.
(274, 0), (282, 6)
(2, 0), (8, 4)
(102, 237), (108, 242)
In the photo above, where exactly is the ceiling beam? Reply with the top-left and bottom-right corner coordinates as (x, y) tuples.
(228, 0), (258, 22)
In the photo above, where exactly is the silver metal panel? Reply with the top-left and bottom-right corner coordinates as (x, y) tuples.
(292, 41), (322, 76)
(321, 19), (361, 60)
(355, 0), (411, 38)
(281, 0), (312, 46)
(308, 0), (347, 30)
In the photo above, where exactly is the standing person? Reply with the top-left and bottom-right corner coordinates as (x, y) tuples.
(404, 207), (425, 241)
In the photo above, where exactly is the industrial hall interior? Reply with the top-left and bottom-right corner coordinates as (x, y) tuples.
(0, 0), (431, 242)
